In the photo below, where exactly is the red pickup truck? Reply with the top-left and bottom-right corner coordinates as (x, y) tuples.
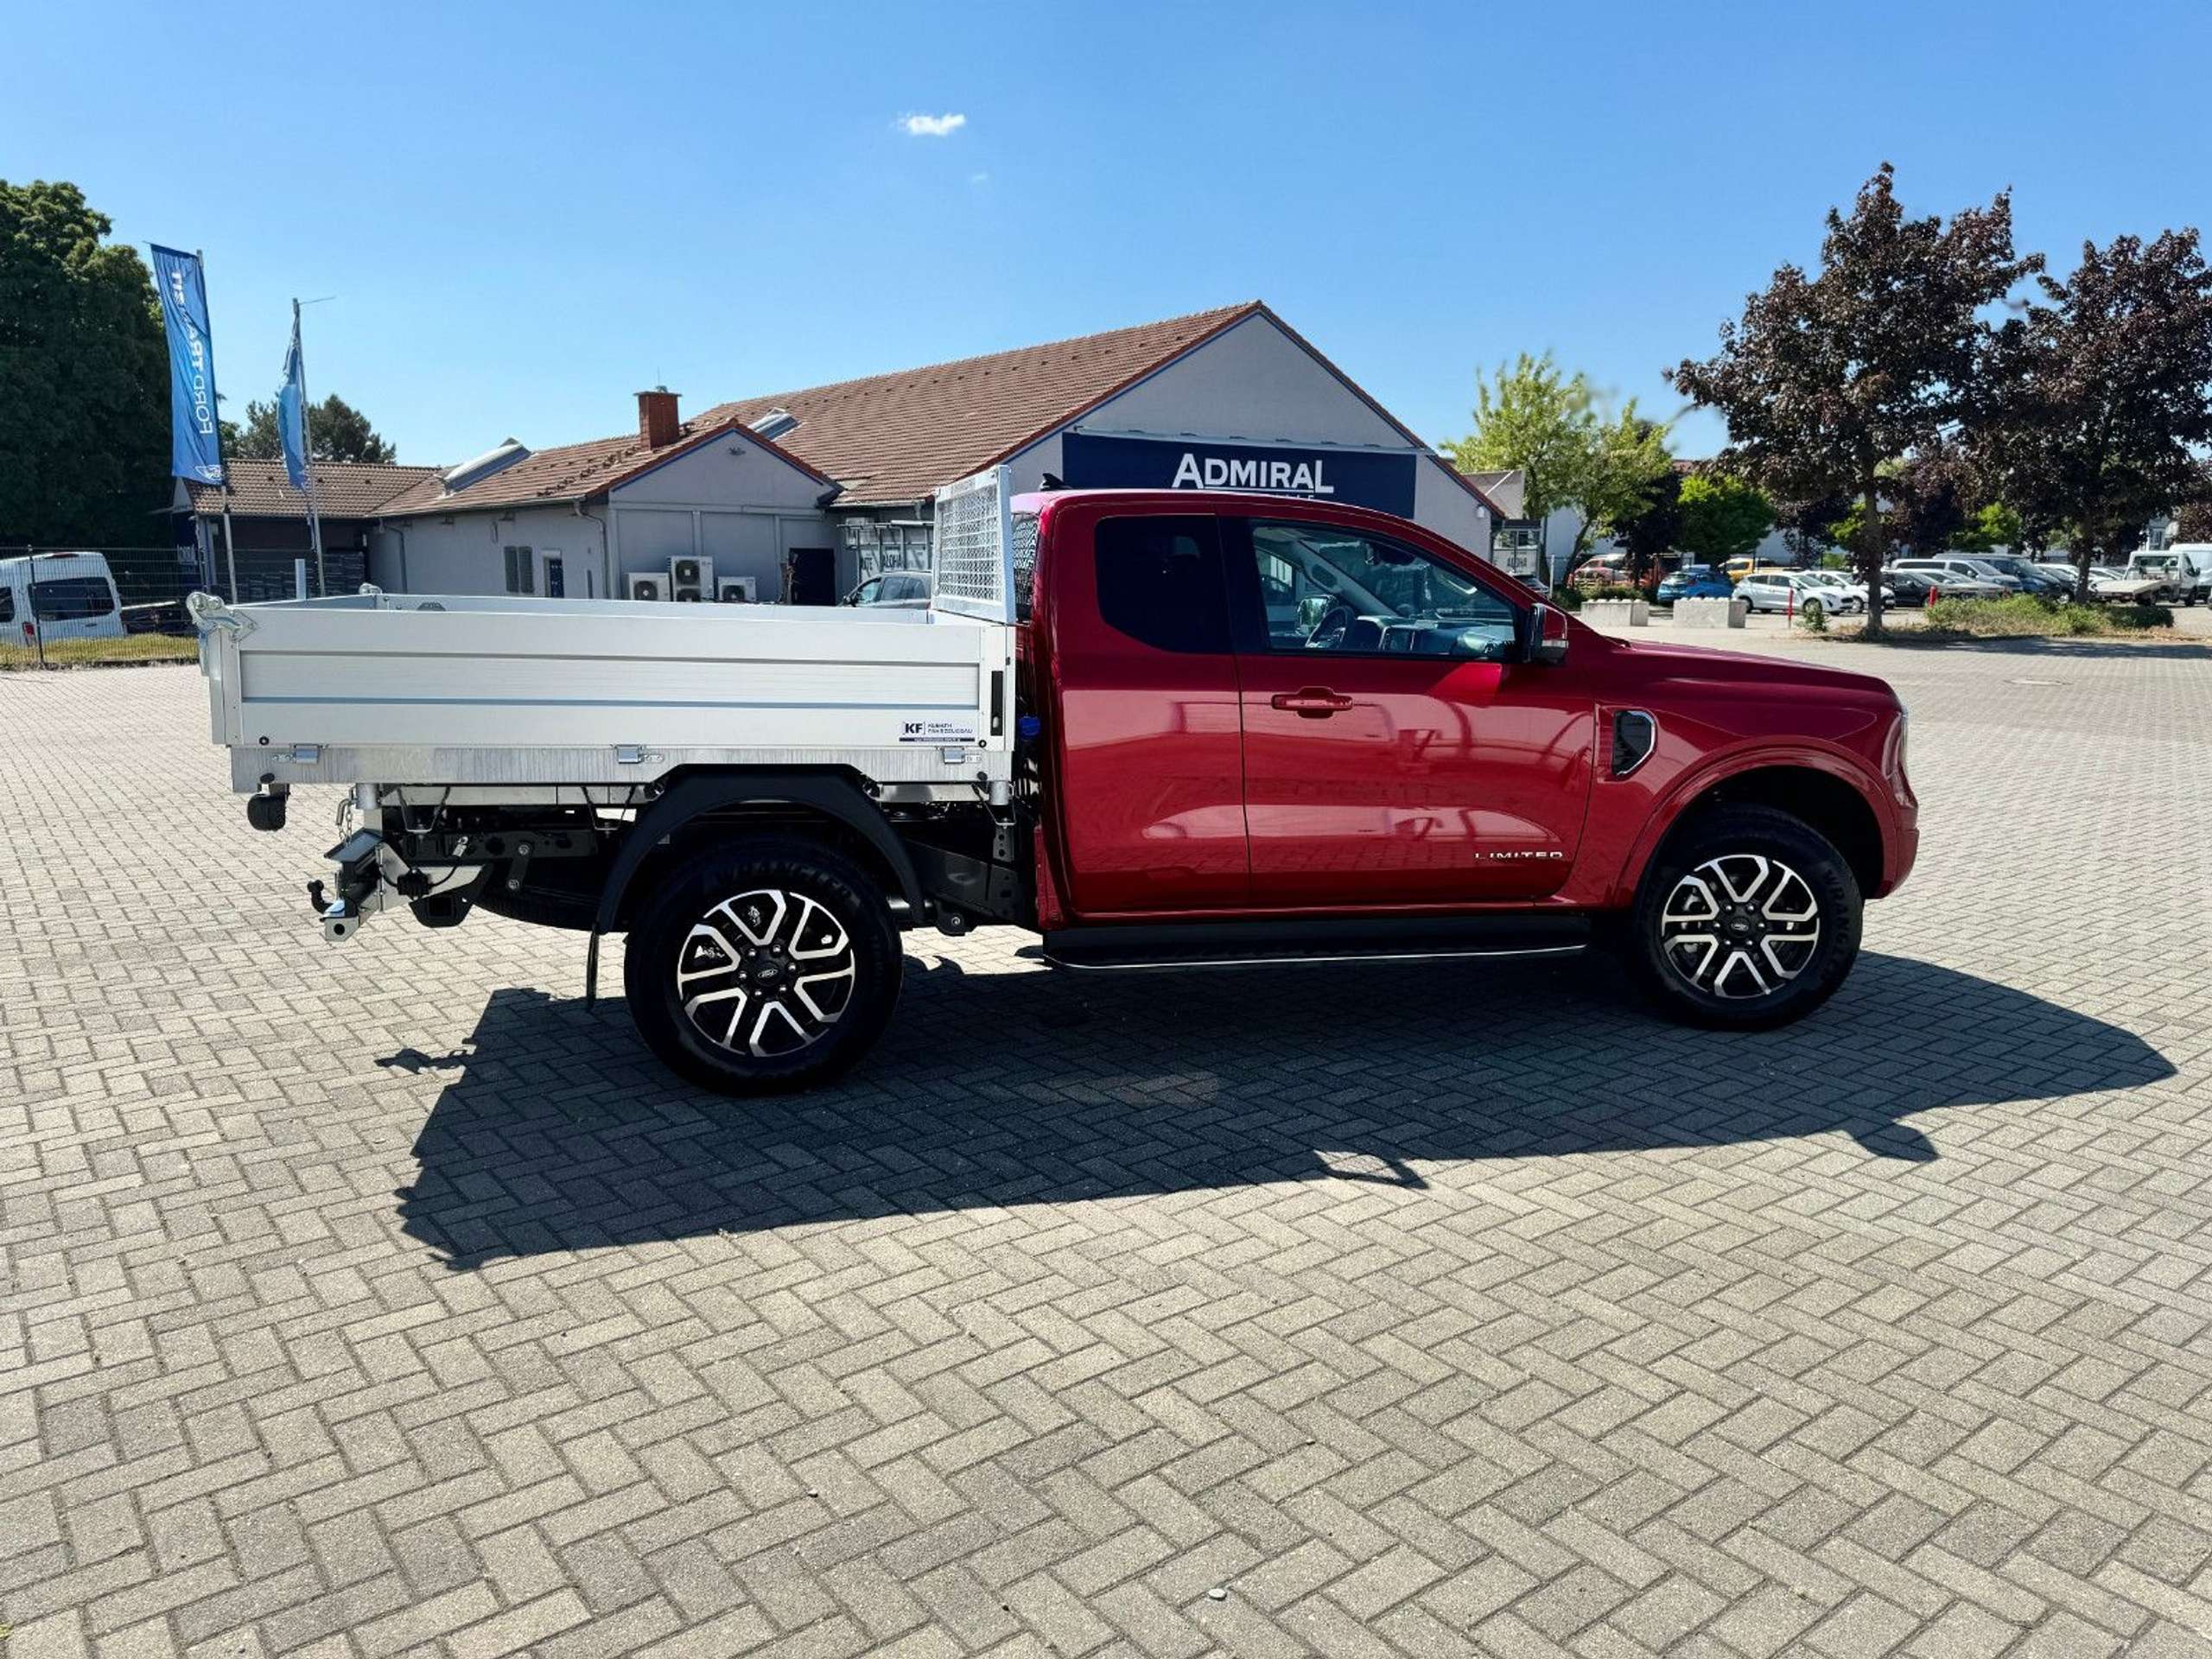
(212, 486), (1917, 1095)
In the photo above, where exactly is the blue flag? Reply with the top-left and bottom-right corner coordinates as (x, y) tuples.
(149, 246), (225, 486)
(278, 315), (311, 493)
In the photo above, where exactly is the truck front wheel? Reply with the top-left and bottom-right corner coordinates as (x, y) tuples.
(1624, 804), (1861, 1030)
(623, 836), (903, 1095)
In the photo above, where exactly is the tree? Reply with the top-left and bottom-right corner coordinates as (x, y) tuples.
(1953, 501), (2022, 553)
(1974, 229), (2212, 595)
(1771, 487), (1853, 565)
(0, 179), (168, 545)
(1675, 474), (1773, 566)
(1448, 352), (1592, 529)
(1669, 164), (2037, 632)
(1609, 458), (1682, 582)
(1447, 352), (1673, 571)
(2174, 485), (2212, 544)
(1573, 408), (1676, 566)
(224, 391), (396, 463)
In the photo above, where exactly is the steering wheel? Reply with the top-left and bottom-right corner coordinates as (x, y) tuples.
(1306, 602), (1353, 650)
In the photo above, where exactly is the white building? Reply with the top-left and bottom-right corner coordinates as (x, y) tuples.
(365, 302), (1504, 602)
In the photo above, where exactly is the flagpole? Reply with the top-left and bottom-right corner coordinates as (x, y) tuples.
(198, 249), (241, 603)
(293, 296), (327, 595)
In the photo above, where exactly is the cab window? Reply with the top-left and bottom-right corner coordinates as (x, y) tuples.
(1233, 519), (1518, 661)
(1093, 515), (1230, 654)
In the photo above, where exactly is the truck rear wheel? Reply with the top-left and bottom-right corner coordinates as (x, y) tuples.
(623, 836), (903, 1095)
(1625, 804), (1861, 1031)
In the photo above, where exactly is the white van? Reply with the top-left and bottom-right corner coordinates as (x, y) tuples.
(0, 551), (126, 643)
(2133, 544), (2212, 605)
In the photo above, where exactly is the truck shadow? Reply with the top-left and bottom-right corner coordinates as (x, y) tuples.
(393, 951), (2174, 1269)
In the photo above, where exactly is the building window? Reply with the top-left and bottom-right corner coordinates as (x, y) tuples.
(840, 520), (934, 581)
(502, 545), (534, 594)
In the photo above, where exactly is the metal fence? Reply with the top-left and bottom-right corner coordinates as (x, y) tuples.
(7, 545), (369, 632)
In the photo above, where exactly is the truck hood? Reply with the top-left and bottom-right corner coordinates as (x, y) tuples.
(1601, 635), (1899, 702)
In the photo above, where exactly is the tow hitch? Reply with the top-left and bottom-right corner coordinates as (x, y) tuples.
(310, 829), (388, 942)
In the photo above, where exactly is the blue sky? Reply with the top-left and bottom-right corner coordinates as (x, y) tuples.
(10, 0), (2210, 465)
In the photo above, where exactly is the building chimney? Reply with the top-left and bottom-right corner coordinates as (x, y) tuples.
(637, 387), (680, 448)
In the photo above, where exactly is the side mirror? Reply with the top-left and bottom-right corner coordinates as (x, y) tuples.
(1525, 603), (1570, 666)
(1296, 594), (1330, 632)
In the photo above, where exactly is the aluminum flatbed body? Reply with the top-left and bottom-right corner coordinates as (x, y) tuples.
(196, 591), (1016, 795)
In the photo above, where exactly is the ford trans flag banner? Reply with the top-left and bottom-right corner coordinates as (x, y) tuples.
(150, 246), (225, 486)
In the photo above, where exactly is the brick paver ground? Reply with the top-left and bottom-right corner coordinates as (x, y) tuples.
(3, 633), (2210, 1658)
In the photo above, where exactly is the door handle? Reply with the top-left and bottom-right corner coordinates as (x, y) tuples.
(1271, 687), (1355, 718)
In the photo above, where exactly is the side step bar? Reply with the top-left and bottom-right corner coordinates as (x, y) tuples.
(1040, 913), (1591, 973)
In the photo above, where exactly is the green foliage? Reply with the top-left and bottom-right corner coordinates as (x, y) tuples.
(1800, 598), (1829, 632)
(1551, 583), (1584, 611)
(1921, 594), (2171, 636)
(1819, 550), (1848, 570)
(0, 179), (168, 544)
(1607, 460), (1681, 580)
(1448, 353), (1675, 562)
(0, 632), (200, 671)
(224, 392), (396, 463)
(1448, 352), (1591, 525)
(1578, 410), (1676, 563)
(1669, 164), (2038, 631)
(1675, 474), (1774, 564)
(1974, 229), (2212, 566)
(1953, 501), (2022, 552)
(1585, 584), (1644, 602)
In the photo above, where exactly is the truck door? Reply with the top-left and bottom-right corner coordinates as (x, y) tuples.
(1046, 511), (1250, 914)
(1224, 514), (1594, 905)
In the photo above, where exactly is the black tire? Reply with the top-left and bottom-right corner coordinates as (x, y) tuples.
(1623, 804), (1861, 1031)
(622, 836), (903, 1095)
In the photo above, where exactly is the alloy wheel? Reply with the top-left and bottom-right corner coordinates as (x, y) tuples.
(675, 887), (857, 1056)
(1657, 854), (1821, 1000)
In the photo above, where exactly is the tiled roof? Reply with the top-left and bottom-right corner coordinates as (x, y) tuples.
(375, 416), (833, 519)
(184, 459), (437, 519)
(695, 303), (1264, 506)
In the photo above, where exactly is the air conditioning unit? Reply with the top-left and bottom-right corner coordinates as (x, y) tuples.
(626, 573), (667, 602)
(715, 576), (757, 603)
(669, 556), (714, 602)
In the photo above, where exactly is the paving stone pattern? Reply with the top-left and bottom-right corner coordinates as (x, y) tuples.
(3, 635), (2210, 1656)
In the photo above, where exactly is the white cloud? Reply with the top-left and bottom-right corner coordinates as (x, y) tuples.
(969, 171), (991, 188)
(899, 111), (967, 138)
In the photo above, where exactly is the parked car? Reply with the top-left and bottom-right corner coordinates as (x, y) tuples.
(0, 550), (126, 645)
(842, 570), (933, 608)
(1654, 566), (1732, 603)
(1570, 553), (1633, 592)
(1878, 569), (1942, 607)
(1972, 554), (2074, 597)
(1736, 570), (1847, 616)
(193, 480), (1918, 1093)
(1795, 569), (1904, 613)
(1722, 556), (1760, 584)
(1892, 556), (2023, 592)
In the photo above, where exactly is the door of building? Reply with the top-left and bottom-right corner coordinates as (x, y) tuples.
(537, 550), (566, 598)
(787, 548), (836, 606)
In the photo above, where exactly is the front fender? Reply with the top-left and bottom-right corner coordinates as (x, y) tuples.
(1601, 742), (1902, 906)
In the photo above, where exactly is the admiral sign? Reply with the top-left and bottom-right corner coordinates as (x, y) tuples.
(1059, 431), (1417, 518)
